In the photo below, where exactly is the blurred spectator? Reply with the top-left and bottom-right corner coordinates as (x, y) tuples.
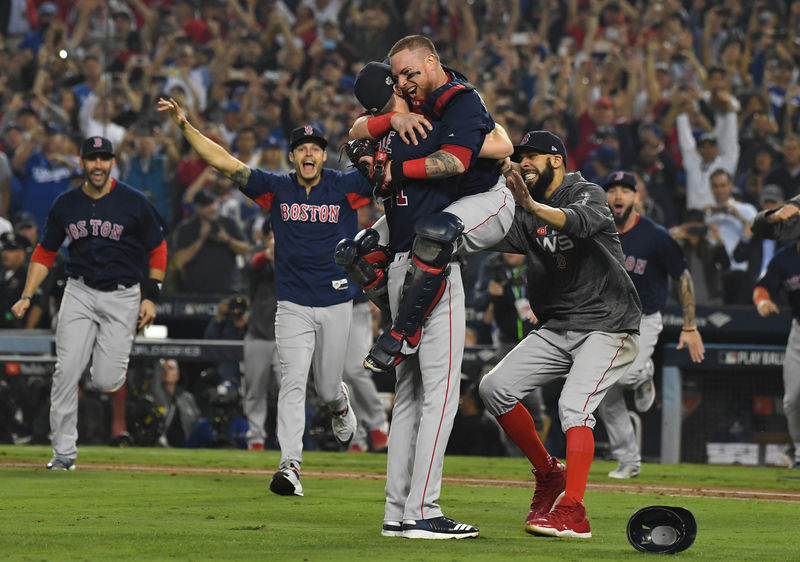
(632, 123), (680, 226)
(121, 125), (179, 224)
(670, 209), (731, 307)
(704, 169), (757, 304)
(204, 295), (248, 387)
(12, 123), (81, 228)
(0, 147), (10, 218)
(736, 143), (776, 207)
(171, 188), (250, 294)
(151, 359), (202, 448)
(764, 135), (800, 199)
(676, 87), (739, 210)
(0, 231), (40, 329)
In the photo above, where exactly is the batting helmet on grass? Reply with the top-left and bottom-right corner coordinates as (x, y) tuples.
(626, 505), (697, 554)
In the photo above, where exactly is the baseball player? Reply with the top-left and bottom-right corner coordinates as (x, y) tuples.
(339, 60), (480, 539)
(598, 171), (705, 479)
(10, 136), (167, 470)
(478, 131), (641, 539)
(752, 195), (800, 469)
(158, 98), (369, 497)
(348, 37), (515, 373)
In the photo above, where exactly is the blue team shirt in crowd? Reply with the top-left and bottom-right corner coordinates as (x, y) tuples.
(22, 152), (77, 228)
(40, 179), (166, 287)
(379, 123), (459, 253)
(241, 168), (372, 307)
(618, 215), (687, 314)
(757, 243), (800, 320)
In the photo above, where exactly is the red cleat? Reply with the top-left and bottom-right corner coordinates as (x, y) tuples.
(248, 442), (265, 451)
(525, 457), (567, 525)
(525, 499), (591, 539)
(370, 428), (389, 452)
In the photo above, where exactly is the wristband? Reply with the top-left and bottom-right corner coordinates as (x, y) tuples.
(142, 278), (163, 303)
(399, 158), (428, 179)
(366, 112), (396, 138)
(681, 327), (696, 332)
(754, 294), (770, 306)
(20, 295), (31, 301)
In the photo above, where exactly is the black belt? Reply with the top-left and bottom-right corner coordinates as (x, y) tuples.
(70, 276), (137, 292)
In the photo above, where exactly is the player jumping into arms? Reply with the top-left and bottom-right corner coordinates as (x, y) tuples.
(158, 98), (371, 497)
(751, 196), (800, 469)
(478, 131), (641, 538)
(11, 136), (167, 471)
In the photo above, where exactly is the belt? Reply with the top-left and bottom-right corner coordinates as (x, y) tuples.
(71, 276), (137, 292)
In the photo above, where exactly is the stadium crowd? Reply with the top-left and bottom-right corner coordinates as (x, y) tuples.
(1, 0), (799, 452)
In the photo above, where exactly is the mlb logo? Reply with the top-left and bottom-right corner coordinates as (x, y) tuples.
(537, 227), (547, 235)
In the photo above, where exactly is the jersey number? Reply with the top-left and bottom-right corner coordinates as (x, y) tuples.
(396, 189), (408, 206)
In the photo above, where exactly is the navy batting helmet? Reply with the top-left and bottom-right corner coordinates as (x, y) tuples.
(626, 506), (697, 554)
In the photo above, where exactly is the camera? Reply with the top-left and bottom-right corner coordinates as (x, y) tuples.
(227, 296), (248, 317)
(687, 224), (708, 237)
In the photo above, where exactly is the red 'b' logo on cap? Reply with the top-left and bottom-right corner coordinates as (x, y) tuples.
(614, 171), (624, 181)
(304, 125), (313, 136)
(93, 137), (102, 147)
(521, 133), (530, 145)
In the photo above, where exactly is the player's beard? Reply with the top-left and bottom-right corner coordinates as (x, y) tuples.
(85, 167), (110, 191)
(613, 202), (634, 227)
(523, 159), (555, 202)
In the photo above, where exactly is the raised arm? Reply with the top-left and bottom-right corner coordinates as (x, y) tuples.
(157, 97), (250, 186)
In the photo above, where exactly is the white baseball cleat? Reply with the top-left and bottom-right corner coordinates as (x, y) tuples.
(46, 458), (75, 471)
(270, 465), (303, 496)
(381, 521), (403, 537)
(608, 463), (641, 479)
(331, 382), (357, 445)
(634, 379), (656, 412)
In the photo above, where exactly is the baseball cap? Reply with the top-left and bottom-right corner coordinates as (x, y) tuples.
(38, 2), (58, 16)
(512, 130), (568, 164)
(760, 184), (784, 205)
(354, 61), (395, 114)
(12, 211), (37, 230)
(222, 101), (241, 113)
(289, 125), (327, 151)
(193, 188), (217, 207)
(697, 132), (717, 145)
(602, 170), (638, 192)
(590, 145), (618, 167)
(263, 136), (283, 150)
(80, 136), (115, 158)
(0, 231), (31, 251)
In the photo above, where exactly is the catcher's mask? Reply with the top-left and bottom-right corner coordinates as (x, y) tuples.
(626, 506), (697, 554)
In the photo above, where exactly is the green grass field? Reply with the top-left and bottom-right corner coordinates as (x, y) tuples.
(1, 445), (798, 561)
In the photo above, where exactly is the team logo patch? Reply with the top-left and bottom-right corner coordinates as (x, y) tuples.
(537, 227), (547, 235)
(613, 170), (625, 181)
(521, 132), (531, 145)
(304, 125), (313, 136)
(93, 137), (103, 147)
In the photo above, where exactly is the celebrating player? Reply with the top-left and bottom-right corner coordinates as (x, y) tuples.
(751, 196), (800, 469)
(598, 171), (705, 479)
(478, 130), (641, 539)
(158, 98), (370, 497)
(349, 35), (514, 373)
(11, 136), (167, 471)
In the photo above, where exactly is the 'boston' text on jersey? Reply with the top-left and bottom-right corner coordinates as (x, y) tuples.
(279, 203), (340, 223)
(66, 220), (124, 241)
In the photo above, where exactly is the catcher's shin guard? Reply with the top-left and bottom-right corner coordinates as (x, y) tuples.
(334, 228), (390, 313)
(364, 213), (464, 373)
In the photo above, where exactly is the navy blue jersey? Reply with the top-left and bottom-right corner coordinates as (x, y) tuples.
(757, 243), (800, 319)
(241, 168), (372, 307)
(417, 70), (501, 197)
(618, 215), (686, 314)
(39, 179), (166, 287)
(379, 124), (459, 252)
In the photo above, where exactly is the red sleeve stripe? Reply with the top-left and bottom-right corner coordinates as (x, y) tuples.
(367, 112), (396, 138)
(346, 192), (371, 209)
(441, 144), (473, 170)
(255, 192), (275, 210)
(402, 158), (428, 179)
(31, 244), (58, 268)
(148, 239), (167, 272)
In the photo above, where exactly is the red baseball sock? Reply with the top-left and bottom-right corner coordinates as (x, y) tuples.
(496, 402), (551, 474)
(563, 426), (594, 504)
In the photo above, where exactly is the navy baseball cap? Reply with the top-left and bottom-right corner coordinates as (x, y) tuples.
(602, 170), (638, 192)
(354, 62), (395, 114)
(289, 125), (327, 151)
(80, 136), (115, 158)
(0, 231), (31, 251)
(512, 130), (568, 165)
(193, 189), (216, 207)
(12, 211), (37, 229)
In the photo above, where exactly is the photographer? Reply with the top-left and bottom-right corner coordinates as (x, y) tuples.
(172, 188), (250, 294)
(670, 209), (731, 307)
(204, 295), (249, 388)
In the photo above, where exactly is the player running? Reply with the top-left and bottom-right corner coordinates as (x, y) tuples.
(598, 171), (705, 479)
(158, 98), (371, 497)
(11, 136), (167, 471)
(478, 130), (641, 539)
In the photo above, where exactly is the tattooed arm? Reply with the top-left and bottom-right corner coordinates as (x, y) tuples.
(675, 269), (705, 363)
(423, 150), (466, 177)
(157, 97), (251, 185)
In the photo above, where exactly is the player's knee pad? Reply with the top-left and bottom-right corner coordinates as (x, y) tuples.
(411, 212), (464, 269)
